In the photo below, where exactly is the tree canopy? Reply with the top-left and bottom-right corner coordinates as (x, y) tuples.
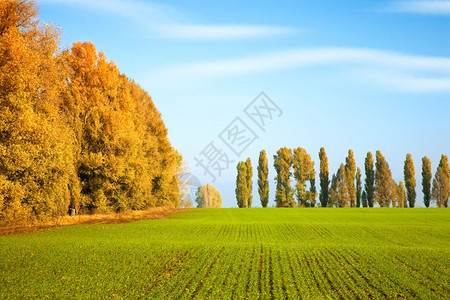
(0, 0), (180, 223)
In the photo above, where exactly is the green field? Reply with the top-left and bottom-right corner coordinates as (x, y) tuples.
(1, 208), (449, 299)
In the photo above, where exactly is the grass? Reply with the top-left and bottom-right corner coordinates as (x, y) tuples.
(0, 208), (449, 299)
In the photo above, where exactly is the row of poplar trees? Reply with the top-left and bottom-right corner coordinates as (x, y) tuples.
(236, 147), (449, 208)
(0, 1), (180, 223)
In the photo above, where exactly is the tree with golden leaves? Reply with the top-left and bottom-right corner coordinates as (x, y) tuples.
(375, 150), (395, 207)
(432, 155), (449, 208)
(292, 147), (316, 207)
(257, 150), (269, 207)
(403, 153), (416, 208)
(245, 158), (253, 208)
(0, 0), (78, 222)
(235, 161), (248, 208)
(274, 147), (294, 207)
(345, 149), (357, 207)
(196, 184), (222, 208)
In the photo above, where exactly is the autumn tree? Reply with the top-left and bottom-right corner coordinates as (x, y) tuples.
(336, 164), (350, 207)
(274, 147), (294, 207)
(0, 0), (78, 222)
(375, 151), (395, 207)
(235, 161), (248, 208)
(396, 181), (406, 208)
(356, 167), (362, 207)
(403, 153), (416, 208)
(328, 164), (349, 207)
(421, 156), (432, 208)
(61, 42), (180, 212)
(439, 155), (449, 206)
(245, 158), (253, 208)
(329, 174), (338, 207)
(319, 147), (330, 207)
(195, 184), (222, 208)
(0, 0), (183, 223)
(257, 150), (269, 207)
(432, 155), (449, 208)
(345, 150), (357, 207)
(292, 147), (316, 207)
(364, 152), (375, 207)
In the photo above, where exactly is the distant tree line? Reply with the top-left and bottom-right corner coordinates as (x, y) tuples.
(235, 147), (449, 208)
(0, 1), (180, 223)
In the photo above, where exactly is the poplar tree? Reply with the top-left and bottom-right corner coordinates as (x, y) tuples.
(375, 150), (395, 207)
(245, 158), (253, 208)
(432, 155), (449, 207)
(356, 167), (362, 207)
(292, 147), (316, 207)
(345, 150), (357, 207)
(439, 155), (449, 206)
(364, 152), (375, 207)
(421, 156), (432, 208)
(274, 147), (294, 207)
(319, 147), (330, 207)
(235, 161), (248, 208)
(361, 190), (368, 207)
(310, 175), (317, 207)
(397, 181), (406, 208)
(403, 153), (416, 208)
(257, 150), (269, 207)
(336, 164), (350, 207)
(329, 165), (349, 207)
(329, 174), (338, 207)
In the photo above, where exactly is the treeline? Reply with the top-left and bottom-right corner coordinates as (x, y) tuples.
(0, 1), (180, 223)
(236, 147), (449, 208)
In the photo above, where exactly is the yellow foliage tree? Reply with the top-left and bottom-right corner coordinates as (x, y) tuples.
(0, 1), (180, 222)
(0, 0), (78, 222)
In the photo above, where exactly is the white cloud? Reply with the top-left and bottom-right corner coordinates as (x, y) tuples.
(358, 70), (450, 92)
(170, 48), (450, 76)
(40, 0), (295, 39)
(387, 1), (450, 15)
(159, 24), (295, 40)
(156, 47), (450, 93)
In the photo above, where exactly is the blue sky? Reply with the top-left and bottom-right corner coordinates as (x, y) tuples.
(39, 0), (450, 207)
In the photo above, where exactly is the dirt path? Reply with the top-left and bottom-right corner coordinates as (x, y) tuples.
(0, 207), (184, 236)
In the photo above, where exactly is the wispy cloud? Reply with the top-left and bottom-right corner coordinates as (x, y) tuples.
(40, 0), (295, 39)
(156, 47), (450, 93)
(386, 1), (450, 15)
(358, 69), (450, 92)
(159, 24), (294, 40)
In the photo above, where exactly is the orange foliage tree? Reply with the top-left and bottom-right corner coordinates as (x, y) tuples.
(0, 0), (77, 222)
(0, 0), (180, 223)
